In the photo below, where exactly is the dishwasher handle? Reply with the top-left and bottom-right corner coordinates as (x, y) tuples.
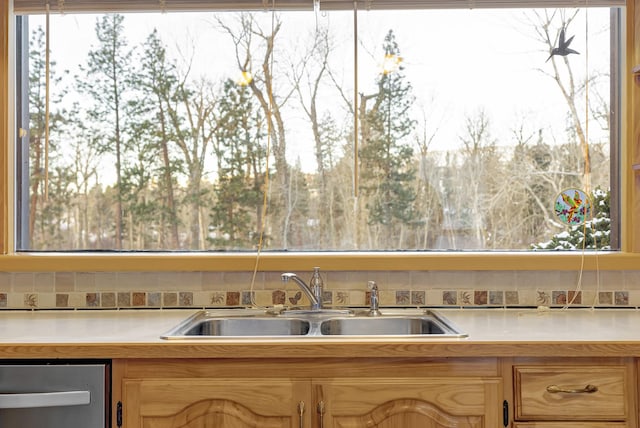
(0, 391), (90, 409)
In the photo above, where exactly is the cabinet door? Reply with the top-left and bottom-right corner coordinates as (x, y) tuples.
(123, 378), (310, 428)
(314, 377), (501, 428)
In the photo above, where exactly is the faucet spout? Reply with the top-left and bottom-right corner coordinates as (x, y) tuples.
(281, 268), (323, 310)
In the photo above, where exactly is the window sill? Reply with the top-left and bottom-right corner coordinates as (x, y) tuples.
(0, 251), (637, 272)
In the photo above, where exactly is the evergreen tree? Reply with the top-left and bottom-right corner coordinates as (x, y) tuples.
(314, 113), (345, 249)
(135, 29), (183, 248)
(359, 30), (417, 248)
(210, 79), (266, 249)
(27, 26), (67, 248)
(78, 13), (135, 249)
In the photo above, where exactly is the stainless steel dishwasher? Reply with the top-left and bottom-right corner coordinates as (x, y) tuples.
(0, 361), (109, 428)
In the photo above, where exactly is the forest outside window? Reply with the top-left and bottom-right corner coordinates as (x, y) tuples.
(13, 1), (622, 253)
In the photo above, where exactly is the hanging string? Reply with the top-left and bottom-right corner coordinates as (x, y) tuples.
(562, 7), (600, 311)
(353, 1), (359, 199)
(249, 0), (276, 308)
(580, 5), (600, 308)
(584, 8), (591, 194)
(44, 1), (51, 201)
(562, 199), (590, 309)
(582, 5), (601, 309)
(563, 214), (587, 309)
(352, 1), (360, 249)
(561, 194), (601, 310)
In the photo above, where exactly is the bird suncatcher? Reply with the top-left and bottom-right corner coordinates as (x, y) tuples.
(546, 26), (579, 62)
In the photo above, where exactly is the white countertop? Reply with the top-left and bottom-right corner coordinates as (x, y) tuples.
(0, 307), (639, 358)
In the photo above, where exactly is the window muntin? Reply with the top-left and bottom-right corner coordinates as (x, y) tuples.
(15, 6), (620, 252)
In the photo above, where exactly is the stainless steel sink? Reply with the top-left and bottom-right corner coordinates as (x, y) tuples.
(161, 312), (310, 338)
(161, 309), (467, 339)
(319, 316), (456, 336)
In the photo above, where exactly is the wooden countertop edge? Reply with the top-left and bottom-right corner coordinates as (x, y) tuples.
(1, 341), (639, 359)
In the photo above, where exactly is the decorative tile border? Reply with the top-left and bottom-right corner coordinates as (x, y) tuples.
(0, 270), (637, 309)
(0, 287), (635, 310)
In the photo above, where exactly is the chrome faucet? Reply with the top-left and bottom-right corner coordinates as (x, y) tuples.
(367, 281), (382, 316)
(281, 267), (324, 311)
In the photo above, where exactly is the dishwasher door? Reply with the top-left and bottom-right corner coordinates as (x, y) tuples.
(0, 362), (109, 428)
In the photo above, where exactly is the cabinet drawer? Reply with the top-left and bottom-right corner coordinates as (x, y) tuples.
(513, 366), (627, 420)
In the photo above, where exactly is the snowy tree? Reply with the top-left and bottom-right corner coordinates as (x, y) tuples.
(532, 188), (611, 250)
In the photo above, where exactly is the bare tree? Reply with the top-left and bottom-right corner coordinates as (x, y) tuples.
(529, 9), (592, 191)
(458, 109), (498, 248)
(67, 113), (99, 249)
(165, 77), (217, 249)
(292, 26), (341, 248)
(218, 13), (299, 249)
(412, 107), (442, 249)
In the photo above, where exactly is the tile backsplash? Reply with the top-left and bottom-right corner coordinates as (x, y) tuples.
(0, 270), (638, 310)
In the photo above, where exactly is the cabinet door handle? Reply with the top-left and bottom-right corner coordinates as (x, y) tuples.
(317, 400), (325, 428)
(546, 384), (598, 394)
(298, 401), (305, 428)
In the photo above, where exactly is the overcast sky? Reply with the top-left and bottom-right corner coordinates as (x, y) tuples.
(28, 7), (612, 174)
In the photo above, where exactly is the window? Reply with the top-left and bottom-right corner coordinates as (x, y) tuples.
(10, 0), (623, 257)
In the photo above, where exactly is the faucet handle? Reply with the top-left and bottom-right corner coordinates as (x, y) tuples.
(309, 267), (324, 306)
(310, 267), (323, 286)
(367, 281), (381, 316)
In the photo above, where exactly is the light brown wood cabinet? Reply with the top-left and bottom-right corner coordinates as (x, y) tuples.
(315, 377), (500, 428)
(114, 356), (639, 428)
(508, 358), (637, 428)
(114, 358), (502, 428)
(122, 377), (309, 427)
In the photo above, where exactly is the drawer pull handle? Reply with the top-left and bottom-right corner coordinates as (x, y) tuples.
(546, 384), (598, 394)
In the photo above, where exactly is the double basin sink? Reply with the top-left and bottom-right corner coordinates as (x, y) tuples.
(161, 308), (467, 339)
